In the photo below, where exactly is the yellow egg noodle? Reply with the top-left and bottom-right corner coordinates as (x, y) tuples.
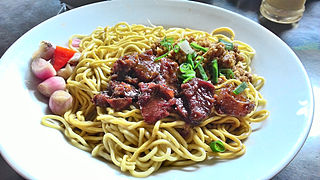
(42, 22), (269, 177)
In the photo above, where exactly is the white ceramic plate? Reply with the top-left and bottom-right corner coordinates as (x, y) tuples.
(0, 1), (313, 180)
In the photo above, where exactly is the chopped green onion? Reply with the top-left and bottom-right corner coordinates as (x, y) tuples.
(187, 53), (195, 68)
(197, 64), (208, 81)
(173, 44), (180, 53)
(194, 56), (204, 69)
(180, 63), (193, 73)
(154, 52), (169, 61)
(182, 76), (194, 84)
(211, 59), (218, 84)
(210, 140), (225, 152)
(180, 71), (196, 79)
(180, 70), (196, 83)
(219, 68), (235, 79)
(179, 63), (196, 83)
(233, 82), (248, 95)
(180, 53), (207, 83)
(155, 37), (175, 61)
(160, 37), (174, 50)
(190, 42), (208, 52)
(218, 39), (233, 50)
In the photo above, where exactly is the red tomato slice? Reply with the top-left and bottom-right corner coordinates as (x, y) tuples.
(53, 46), (76, 71)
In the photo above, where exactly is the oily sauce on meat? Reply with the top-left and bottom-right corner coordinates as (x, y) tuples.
(93, 49), (255, 127)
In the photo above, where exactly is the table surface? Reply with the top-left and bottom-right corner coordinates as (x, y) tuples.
(0, 0), (319, 179)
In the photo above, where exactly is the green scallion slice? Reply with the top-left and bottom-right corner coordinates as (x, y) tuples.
(187, 53), (195, 68)
(218, 39), (233, 50)
(160, 37), (174, 50)
(173, 44), (180, 53)
(179, 63), (196, 83)
(180, 71), (196, 79)
(180, 63), (193, 73)
(210, 140), (225, 152)
(219, 68), (235, 79)
(190, 42), (208, 52)
(194, 56), (204, 69)
(233, 82), (248, 95)
(155, 37), (174, 61)
(211, 59), (218, 84)
(182, 75), (195, 84)
(154, 52), (169, 61)
(197, 64), (208, 81)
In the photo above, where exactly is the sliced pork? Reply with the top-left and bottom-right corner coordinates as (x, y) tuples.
(214, 85), (255, 117)
(138, 82), (175, 124)
(180, 78), (216, 126)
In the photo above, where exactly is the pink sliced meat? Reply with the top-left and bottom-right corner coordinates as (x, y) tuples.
(93, 94), (132, 111)
(214, 87), (255, 117)
(180, 78), (216, 126)
(93, 81), (138, 111)
(138, 82), (175, 124)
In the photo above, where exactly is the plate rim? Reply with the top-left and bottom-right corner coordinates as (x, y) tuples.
(0, 0), (314, 179)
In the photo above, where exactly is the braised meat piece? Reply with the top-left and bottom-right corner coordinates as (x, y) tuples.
(105, 97), (133, 111)
(111, 54), (138, 81)
(93, 81), (138, 111)
(111, 50), (179, 90)
(138, 82), (175, 124)
(180, 78), (216, 126)
(155, 57), (179, 91)
(94, 50), (180, 115)
(92, 94), (110, 108)
(172, 98), (188, 120)
(94, 48), (255, 125)
(124, 76), (139, 85)
(93, 95), (132, 111)
(214, 85), (255, 117)
(134, 51), (160, 82)
(111, 50), (160, 84)
(108, 81), (139, 99)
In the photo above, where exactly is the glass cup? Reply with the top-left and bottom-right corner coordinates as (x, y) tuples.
(260, 0), (306, 24)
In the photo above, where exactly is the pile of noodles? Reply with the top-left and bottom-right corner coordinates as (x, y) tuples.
(42, 22), (269, 177)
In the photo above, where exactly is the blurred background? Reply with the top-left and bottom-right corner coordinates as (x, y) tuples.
(1, 0), (319, 56)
